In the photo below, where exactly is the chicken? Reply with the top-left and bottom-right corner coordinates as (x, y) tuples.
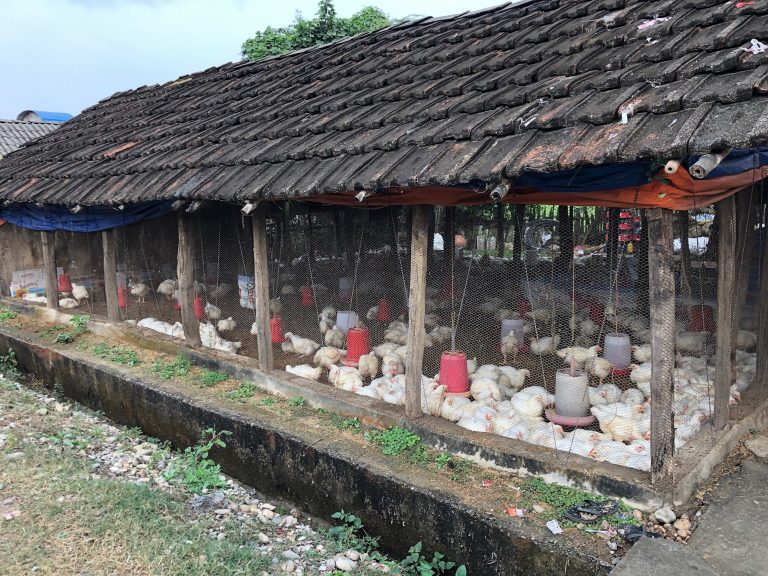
(501, 330), (518, 365)
(250, 321), (259, 336)
(365, 305), (379, 321)
(58, 297), (79, 309)
(374, 375), (405, 405)
(71, 283), (89, 304)
(440, 396), (472, 422)
(621, 388), (646, 406)
(324, 325), (344, 348)
(737, 329), (757, 351)
(356, 383), (381, 399)
(676, 331), (707, 355)
(281, 284), (296, 296)
(318, 316), (333, 335)
(525, 308), (552, 323)
(286, 364), (322, 381)
(497, 366), (530, 392)
(138, 317), (185, 339)
(421, 377), (446, 416)
(529, 334), (561, 356)
(423, 313), (441, 329)
(269, 297), (282, 315)
(632, 344), (652, 364)
(204, 302), (222, 321)
(313, 346), (344, 368)
(284, 332), (321, 357)
(556, 345), (601, 367)
(217, 317), (236, 332)
(470, 377), (502, 404)
(373, 342), (399, 358)
(629, 362), (652, 386)
(591, 402), (649, 443)
(328, 365), (363, 392)
(209, 283), (233, 300)
(429, 326), (453, 344)
(156, 279), (177, 299)
(392, 345), (409, 363)
(466, 357), (478, 375)
(588, 383), (622, 406)
(510, 386), (551, 418)
(358, 352), (379, 380)
(198, 322), (241, 353)
(381, 353), (404, 378)
(583, 356), (613, 386)
(128, 280), (151, 303)
(469, 364), (499, 382)
(579, 318), (598, 339)
(281, 340), (295, 354)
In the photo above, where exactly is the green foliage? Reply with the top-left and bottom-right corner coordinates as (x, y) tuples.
(365, 427), (420, 456)
(53, 331), (75, 344)
(162, 428), (232, 493)
(447, 458), (474, 483)
(434, 452), (452, 470)
(0, 348), (21, 380)
(242, 0), (392, 60)
(289, 396), (306, 407)
(0, 308), (18, 323)
(330, 414), (360, 432)
(225, 382), (256, 400)
(91, 343), (142, 366)
(409, 445), (429, 466)
(259, 397), (277, 407)
(151, 354), (192, 380)
(328, 510), (379, 553)
(198, 369), (229, 388)
(400, 542), (466, 576)
(70, 315), (90, 334)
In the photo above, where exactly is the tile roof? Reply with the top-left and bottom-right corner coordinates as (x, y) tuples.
(1, 0), (768, 206)
(0, 120), (60, 157)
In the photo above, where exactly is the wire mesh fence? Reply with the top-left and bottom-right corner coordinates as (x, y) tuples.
(1, 195), (764, 476)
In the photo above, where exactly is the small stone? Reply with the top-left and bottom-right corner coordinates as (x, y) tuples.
(262, 509), (275, 520)
(745, 436), (768, 459)
(214, 509), (231, 515)
(532, 504), (546, 514)
(282, 516), (298, 528)
(190, 492), (227, 514)
(35, 408), (48, 416)
(654, 506), (676, 524)
(334, 557), (357, 572)
(345, 550), (361, 561)
(325, 559), (336, 570)
(282, 551), (300, 560)
(258, 533), (270, 544)
(632, 509), (643, 522)
(283, 560), (296, 573)
(608, 541), (618, 551)
(576, 523), (585, 530)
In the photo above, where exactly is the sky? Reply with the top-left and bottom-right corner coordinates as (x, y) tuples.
(0, 0), (485, 120)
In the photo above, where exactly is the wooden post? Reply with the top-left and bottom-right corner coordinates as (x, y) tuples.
(758, 199), (768, 396)
(41, 231), (58, 310)
(102, 229), (119, 321)
(715, 196), (737, 429)
(647, 209), (676, 481)
(177, 211), (201, 348)
(405, 205), (430, 419)
(495, 203), (505, 258)
(252, 203), (274, 372)
(731, 189), (758, 348)
(427, 207), (435, 256)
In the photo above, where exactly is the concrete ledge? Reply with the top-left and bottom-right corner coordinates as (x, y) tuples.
(609, 538), (720, 576)
(0, 322), (611, 576)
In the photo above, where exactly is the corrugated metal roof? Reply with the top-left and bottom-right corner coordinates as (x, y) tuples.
(0, 120), (60, 157)
(1, 0), (768, 206)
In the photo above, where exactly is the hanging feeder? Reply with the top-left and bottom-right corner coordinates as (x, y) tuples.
(589, 302), (604, 324)
(338, 277), (353, 302)
(117, 286), (128, 309)
(270, 315), (284, 343)
(300, 286), (314, 307)
(603, 332), (632, 376)
(376, 296), (392, 322)
(439, 350), (470, 396)
(500, 318), (526, 353)
(57, 274), (73, 294)
(518, 298), (530, 317)
(344, 327), (370, 367)
(336, 311), (358, 334)
(194, 295), (205, 320)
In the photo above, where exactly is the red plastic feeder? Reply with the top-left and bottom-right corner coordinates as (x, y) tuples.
(589, 302), (604, 324)
(439, 350), (470, 396)
(611, 367), (631, 377)
(194, 295), (205, 320)
(117, 286), (128, 309)
(377, 297), (392, 322)
(518, 299), (530, 317)
(270, 315), (284, 343)
(300, 286), (315, 307)
(344, 327), (370, 367)
(689, 305), (715, 333)
(57, 274), (73, 293)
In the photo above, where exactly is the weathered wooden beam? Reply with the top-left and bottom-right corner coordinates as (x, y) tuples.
(758, 200), (768, 397)
(177, 211), (201, 348)
(252, 203), (274, 372)
(405, 205), (430, 419)
(647, 208), (676, 482)
(495, 203), (505, 258)
(41, 231), (58, 310)
(101, 229), (120, 322)
(715, 195), (737, 429)
(731, 189), (759, 348)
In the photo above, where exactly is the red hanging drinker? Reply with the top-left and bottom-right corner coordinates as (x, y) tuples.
(300, 286), (314, 307)
(344, 327), (370, 367)
(439, 350), (470, 396)
(194, 295), (205, 320)
(57, 274), (73, 293)
(376, 297), (392, 322)
(270, 315), (284, 343)
(117, 286), (128, 309)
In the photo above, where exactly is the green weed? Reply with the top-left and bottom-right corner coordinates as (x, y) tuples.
(400, 541), (466, 576)
(198, 369), (229, 387)
(0, 308), (18, 323)
(0, 348), (22, 380)
(365, 427), (421, 456)
(70, 315), (90, 334)
(434, 452), (452, 470)
(330, 414), (361, 432)
(91, 343), (141, 366)
(151, 354), (192, 379)
(259, 397), (277, 407)
(225, 382), (255, 400)
(289, 396), (305, 407)
(53, 332), (75, 344)
(162, 428), (232, 493)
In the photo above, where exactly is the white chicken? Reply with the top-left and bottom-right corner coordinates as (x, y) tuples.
(358, 352), (380, 380)
(497, 366), (530, 392)
(204, 302), (222, 321)
(281, 340), (295, 354)
(579, 318), (598, 339)
(128, 280), (151, 303)
(313, 346), (344, 368)
(209, 283), (233, 300)
(500, 330), (518, 365)
(525, 308), (552, 323)
(629, 362), (652, 386)
(269, 297), (282, 315)
(58, 297), (79, 309)
(621, 388), (646, 406)
(466, 357), (478, 374)
(328, 365), (363, 392)
(284, 332), (321, 357)
(381, 353), (405, 378)
(157, 279), (177, 299)
(286, 364), (322, 381)
(356, 383), (381, 399)
(421, 377), (446, 416)
(736, 329), (757, 351)
(591, 402), (649, 443)
(676, 331), (707, 355)
(632, 344), (652, 364)
(324, 325), (344, 348)
(373, 342), (399, 357)
(138, 317), (185, 339)
(588, 383), (622, 406)
(71, 283), (89, 304)
(469, 364), (499, 382)
(556, 345), (601, 367)
(529, 334), (560, 356)
(470, 377), (502, 404)
(217, 317), (236, 332)
(199, 322), (241, 353)
(510, 386), (552, 418)
(440, 396), (472, 422)
(365, 305), (379, 321)
(583, 356), (613, 386)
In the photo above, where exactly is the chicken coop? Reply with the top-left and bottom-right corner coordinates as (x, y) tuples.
(1, 0), (768, 493)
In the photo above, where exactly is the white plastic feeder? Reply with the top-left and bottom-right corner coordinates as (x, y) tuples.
(603, 332), (631, 370)
(555, 368), (590, 418)
(336, 311), (358, 334)
(500, 318), (524, 343)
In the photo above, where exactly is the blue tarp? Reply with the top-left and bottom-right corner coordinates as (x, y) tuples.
(513, 161), (653, 192)
(0, 201), (174, 232)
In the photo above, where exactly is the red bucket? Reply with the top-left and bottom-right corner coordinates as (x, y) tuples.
(194, 295), (205, 320)
(590, 302), (604, 324)
(689, 305), (715, 333)
(117, 286), (128, 309)
(377, 297), (392, 322)
(270, 315), (284, 343)
(439, 350), (470, 395)
(344, 327), (371, 367)
(518, 299), (530, 317)
(57, 274), (73, 293)
(300, 286), (314, 307)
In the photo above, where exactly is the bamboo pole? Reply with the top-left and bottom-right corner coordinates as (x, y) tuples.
(177, 211), (201, 348)
(715, 196), (737, 429)
(647, 208), (676, 481)
(405, 205), (430, 419)
(102, 229), (119, 321)
(252, 203), (273, 371)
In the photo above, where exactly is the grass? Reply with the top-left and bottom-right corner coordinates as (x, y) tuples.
(0, 308), (18, 323)
(259, 397), (277, 407)
(151, 354), (192, 380)
(289, 396), (306, 407)
(224, 382), (255, 400)
(365, 427), (421, 457)
(91, 343), (142, 366)
(197, 369), (229, 388)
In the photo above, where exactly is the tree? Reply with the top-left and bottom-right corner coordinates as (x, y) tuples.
(241, 1), (392, 61)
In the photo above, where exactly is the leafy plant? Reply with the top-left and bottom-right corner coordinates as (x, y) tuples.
(198, 369), (229, 387)
(53, 331), (75, 344)
(0, 348), (21, 380)
(91, 343), (141, 366)
(330, 415), (360, 432)
(328, 510), (379, 553)
(162, 428), (232, 493)
(434, 452), (452, 470)
(151, 354), (192, 379)
(259, 397), (277, 407)
(70, 314), (90, 334)
(289, 396), (306, 407)
(447, 458), (475, 483)
(399, 542), (466, 576)
(365, 427), (421, 456)
(225, 382), (256, 400)
(409, 445), (429, 466)
(0, 308), (18, 323)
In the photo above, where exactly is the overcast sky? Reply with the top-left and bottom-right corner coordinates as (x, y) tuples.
(0, 0), (485, 120)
